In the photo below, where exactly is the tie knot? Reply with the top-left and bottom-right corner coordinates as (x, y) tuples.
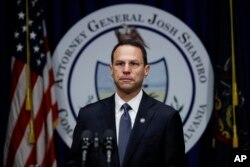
(122, 103), (131, 113)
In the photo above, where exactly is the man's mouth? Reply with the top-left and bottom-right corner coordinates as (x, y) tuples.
(120, 77), (133, 82)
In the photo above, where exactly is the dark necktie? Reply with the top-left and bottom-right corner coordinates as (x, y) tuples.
(118, 103), (132, 166)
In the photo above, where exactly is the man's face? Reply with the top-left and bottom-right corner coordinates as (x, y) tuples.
(110, 45), (150, 95)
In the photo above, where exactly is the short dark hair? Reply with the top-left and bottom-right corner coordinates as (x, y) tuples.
(111, 39), (148, 65)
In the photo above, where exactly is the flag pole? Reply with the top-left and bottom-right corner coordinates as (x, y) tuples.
(25, 0), (35, 144)
(229, 0), (238, 148)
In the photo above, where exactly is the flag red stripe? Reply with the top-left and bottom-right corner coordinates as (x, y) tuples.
(24, 68), (57, 165)
(44, 36), (50, 52)
(49, 68), (58, 123)
(52, 102), (58, 123)
(6, 72), (39, 166)
(42, 136), (56, 166)
(25, 143), (37, 165)
(5, 98), (31, 167)
(6, 58), (58, 167)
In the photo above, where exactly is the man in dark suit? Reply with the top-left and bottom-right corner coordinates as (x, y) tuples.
(67, 39), (186, 167)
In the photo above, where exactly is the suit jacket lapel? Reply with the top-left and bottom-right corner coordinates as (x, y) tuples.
(122, 92), (156, 167)
(100, 95), (116, 132)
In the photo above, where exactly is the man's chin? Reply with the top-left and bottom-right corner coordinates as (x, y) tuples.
(118, 85), (133, 93)
(121, 86), (141, 94)
(122, 87), (133, 93)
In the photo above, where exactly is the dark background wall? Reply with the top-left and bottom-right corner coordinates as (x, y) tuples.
(1, 0), (250, 166)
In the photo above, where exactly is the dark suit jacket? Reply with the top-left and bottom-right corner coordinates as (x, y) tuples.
(67, 91), (186, 167)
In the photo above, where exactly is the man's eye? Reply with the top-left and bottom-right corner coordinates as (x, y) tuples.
(130, 62), (139, 66)
(116, 62), (124, 66)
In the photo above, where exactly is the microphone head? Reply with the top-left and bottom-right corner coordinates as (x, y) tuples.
(81, 130), (93, 140)
(81, 130), (93, 150)
(102, 129), (115, 151)
(103, 129), (115, 139)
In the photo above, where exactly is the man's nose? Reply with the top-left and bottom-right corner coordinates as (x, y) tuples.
(123, 63), (131, 72)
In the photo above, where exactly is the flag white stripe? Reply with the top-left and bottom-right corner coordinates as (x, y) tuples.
(14, 125), (33, 166)
(37, 123), (46, 164)
(32, 76), (43, 116)
(46, 52), (57, 106)
(3, 63), (26, 166)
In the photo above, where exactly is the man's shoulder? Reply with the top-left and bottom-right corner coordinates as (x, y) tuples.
(143, 92), (177, 114)
(142, 92), (171, 107)
(81, 94), (114, 109)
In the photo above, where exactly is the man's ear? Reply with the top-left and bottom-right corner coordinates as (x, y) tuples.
(110, 64), (113, 76)
(144, 64), (150, 77)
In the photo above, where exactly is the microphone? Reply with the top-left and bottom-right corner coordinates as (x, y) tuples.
(102, 129), (115, 167)
(81, 130), (93, 167)
(93, 132), (99, 165)
(94, 132), (99, 151)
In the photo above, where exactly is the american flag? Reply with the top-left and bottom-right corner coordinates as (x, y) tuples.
(4, 0), (58, 166)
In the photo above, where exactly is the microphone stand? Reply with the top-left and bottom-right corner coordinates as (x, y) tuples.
(102, 130), (115, 167)
(81, 130), (92, 167)
(93, 132), (100, 167)
(82, 150), (87, 167)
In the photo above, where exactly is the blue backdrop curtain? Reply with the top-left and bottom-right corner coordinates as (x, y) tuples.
(1, 0), (249, 167)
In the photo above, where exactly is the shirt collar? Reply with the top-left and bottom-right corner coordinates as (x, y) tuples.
(115, 90), (143, 113)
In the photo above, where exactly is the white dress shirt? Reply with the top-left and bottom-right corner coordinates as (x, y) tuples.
(115, 90), (143, 141)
